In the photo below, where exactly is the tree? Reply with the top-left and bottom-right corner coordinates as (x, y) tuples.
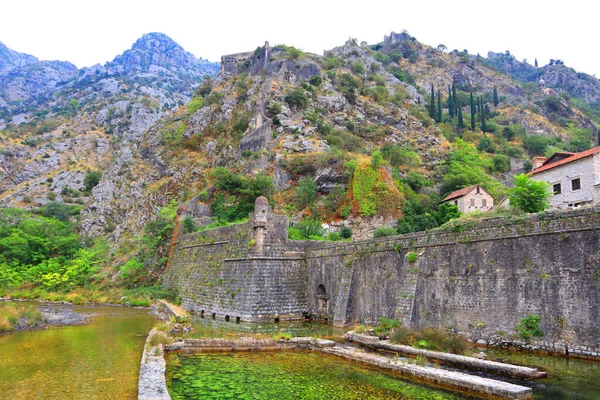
(534, 58), (538, 68)
(479, 96), (487, 132)
(493, 86), (499, 107)
(448, 86), (454, 119)
(429, 84), (436, 120)
(437, 90), (442, 123)
(457, 105), (464, 129)
(470, 91), (476, 132)
(508, 174), (550, 213)
(295, 177), (318, 209)
(285, 88), (309, 109)
(371, 150), (383, 169)
(84, 171), (102, 192)
(452, 84), (458, 117)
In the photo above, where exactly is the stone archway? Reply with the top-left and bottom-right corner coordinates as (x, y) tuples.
(317, 284), (328, 315)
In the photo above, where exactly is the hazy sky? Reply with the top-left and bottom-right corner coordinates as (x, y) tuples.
(1, 0), (597, 77)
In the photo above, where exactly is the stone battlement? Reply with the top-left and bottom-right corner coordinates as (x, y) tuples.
(164, 201), (600, 354)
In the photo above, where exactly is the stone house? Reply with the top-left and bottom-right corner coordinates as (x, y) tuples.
(440, 184), (494, 214)
(529, 146), (600, 209)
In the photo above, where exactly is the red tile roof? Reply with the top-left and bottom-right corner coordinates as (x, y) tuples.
(530, 146), (600, 175)
(441, 184), (489, 203)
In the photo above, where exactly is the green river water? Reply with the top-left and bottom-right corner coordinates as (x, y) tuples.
(2, 303), (600, 399)
(0, 303), (155, 399)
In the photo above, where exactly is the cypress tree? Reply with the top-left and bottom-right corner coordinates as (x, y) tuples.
(493, 86), (499, 107)
(448, 86), (454, 119)
(480, 96), (487, 132)
(437, 89), (442, 123)
(429, 84), (435, 119)
(535, 58), (538, 67)
(452, 84), (458, 116)
(470, 91), (476, 132)
(457, 102), (464, 128)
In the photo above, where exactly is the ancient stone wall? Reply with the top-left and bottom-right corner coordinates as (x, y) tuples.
(166, 202), (600, 352)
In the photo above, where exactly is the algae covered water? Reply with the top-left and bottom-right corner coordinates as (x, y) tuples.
(166, 351), (469, 400)
(0, 304), (155, 399)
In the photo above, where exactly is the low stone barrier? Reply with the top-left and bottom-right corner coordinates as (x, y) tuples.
(322, 345), (532, 400)
(165, 336), (336, 353)
(138, 328), (170, 400)
(345, 332), (546, 379)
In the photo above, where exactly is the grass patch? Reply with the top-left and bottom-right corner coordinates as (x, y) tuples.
(0, 303), (43, 333)
(149, 333), (170, 347)
(390, 327), (468, 355)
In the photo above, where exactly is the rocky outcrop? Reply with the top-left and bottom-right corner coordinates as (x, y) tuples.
(541, 65), (600, 103)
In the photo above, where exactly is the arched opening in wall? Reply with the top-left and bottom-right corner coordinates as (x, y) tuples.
(274, 317), (280, 323)
(200, 310), (205, 318)
(225, 315), (230, 322)
(317, 284), (328, 316)
(212, 313), (216, 319)
(235, 317), (241, 324)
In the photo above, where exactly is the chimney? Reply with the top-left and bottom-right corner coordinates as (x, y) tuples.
(532, 156), (547, 170)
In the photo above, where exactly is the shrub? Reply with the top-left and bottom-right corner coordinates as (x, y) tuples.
(373, 317), (401, 337)
(204, 91), (225, 107)
(325, 129), (364, 152)
(407, 252), (418, 263)
(509, 174), (550, 213)
(285, 88), (309, 109)
(370, 150), (383, 169)
(46, 192), (57, 201)
(187, 96), (203, 114)
(515, 314), (543, 343)
(373, 226), (396, 238)
(390, 327), (468, 355)
(309, 75), (322, 86)
(295, 178), (318, 209)
(266, 101), (283, 117)
(323, 56), (345, 70)
(492, 154), (511, 173)
(181, 216), (197, 234)
(340, 227), (353, 239)
(350, 61), (365, 75)
(84, 170), (102, 192)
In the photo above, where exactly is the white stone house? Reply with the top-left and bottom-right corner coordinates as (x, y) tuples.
(529, 146), (600, 209)
(440, 184), (494, 214)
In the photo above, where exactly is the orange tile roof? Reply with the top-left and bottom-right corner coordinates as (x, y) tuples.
(530, 146), (600, 175)
(441, 184), (488, 203)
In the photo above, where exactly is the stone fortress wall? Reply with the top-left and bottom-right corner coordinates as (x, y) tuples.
(165, 198), (600, 354)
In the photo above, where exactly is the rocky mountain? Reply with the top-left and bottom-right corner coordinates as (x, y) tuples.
(1, 31), (599, 246)
(0, 33), (219, 217)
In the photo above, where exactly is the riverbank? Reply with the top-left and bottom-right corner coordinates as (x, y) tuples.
(0, 301), (91, 334)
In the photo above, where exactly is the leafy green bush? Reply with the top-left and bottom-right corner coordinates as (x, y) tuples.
(407, 252), (418, 263)
(350, 61), (365, 75)
(187, 96), (203, 115)
(515, 314), (543, 343)
(323, 56), (345, 70)
(181, 216), (197, 234)
(373, 226), (396, 238)
(373, 317), (401, 337)
(340, 227), (353, 239)
(285, 88), (309, 109)
(325, 129), (364, 152)
(309, 75), (322, 86)
(266, 101), (283, 117)
(509, 174), (550, 213)
(295, 178), (318, 209)
(84, 170), (102, 192)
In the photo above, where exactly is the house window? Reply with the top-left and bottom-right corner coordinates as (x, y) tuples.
(571, 178), (581, 191)
(482, 199), (487, 207)
(553, 183), (562, 195)
(470, 198), (475, 207)
(454, 200), (458, 206)
(476, 187), (480, 194)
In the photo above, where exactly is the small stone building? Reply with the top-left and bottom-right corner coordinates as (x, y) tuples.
(529, 146), (600, 209)
(440, 184), (494, 214)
